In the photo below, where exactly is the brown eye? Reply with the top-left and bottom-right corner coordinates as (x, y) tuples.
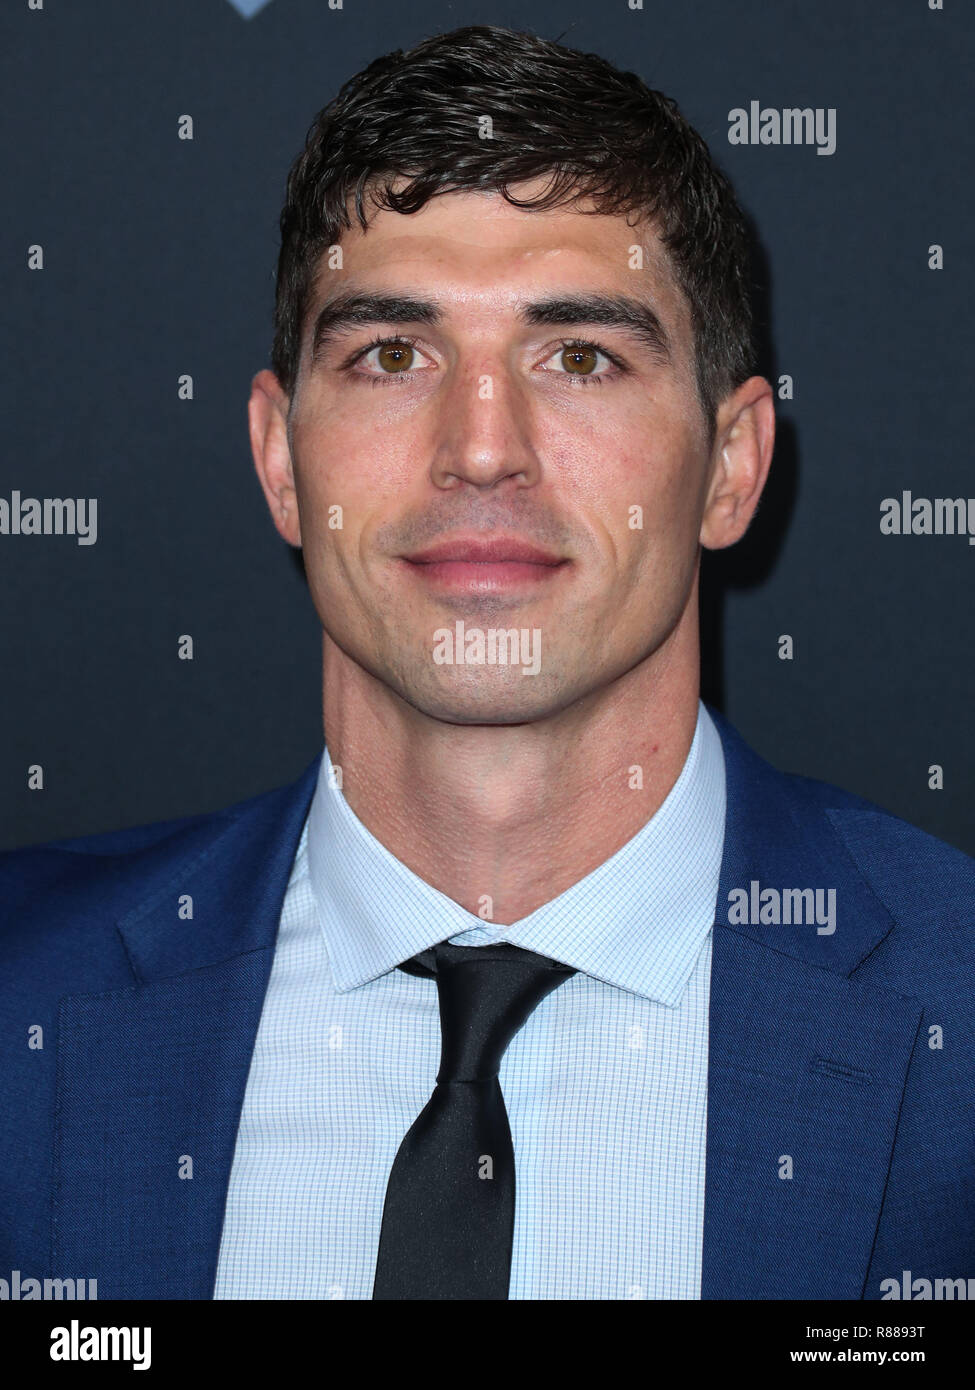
(377, 342), (415, 372)
(561, 344), (599, 374)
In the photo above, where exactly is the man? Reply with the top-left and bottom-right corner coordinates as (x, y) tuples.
(1, 25), (972, 1302)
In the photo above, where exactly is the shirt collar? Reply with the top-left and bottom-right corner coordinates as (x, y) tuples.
(306, 700), (725, 1006)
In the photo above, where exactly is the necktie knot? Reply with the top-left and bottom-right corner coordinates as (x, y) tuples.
(402, 939), (577, 1084)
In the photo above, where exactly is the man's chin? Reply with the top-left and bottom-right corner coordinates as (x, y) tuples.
(393, 670), (576, 728)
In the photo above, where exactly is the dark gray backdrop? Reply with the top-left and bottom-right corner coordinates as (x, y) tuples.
(2, 0), (972, 855)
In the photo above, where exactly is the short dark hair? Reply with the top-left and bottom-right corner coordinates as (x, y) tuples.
(271, 24), (756, 442)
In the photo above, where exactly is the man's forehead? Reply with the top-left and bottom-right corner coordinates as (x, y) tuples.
(308, 187), (689, 330)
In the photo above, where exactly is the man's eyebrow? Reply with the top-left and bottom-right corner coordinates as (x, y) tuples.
(310, 293), (442, 360)
(308, 289), (673, 364)
(520, 294), (673, 363)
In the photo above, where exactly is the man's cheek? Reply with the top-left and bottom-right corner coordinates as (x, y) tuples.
(295, 453), (373, 540)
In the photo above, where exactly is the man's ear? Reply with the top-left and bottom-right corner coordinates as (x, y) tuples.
(699, 376), (776, 551)
(249, 368), (302, 548)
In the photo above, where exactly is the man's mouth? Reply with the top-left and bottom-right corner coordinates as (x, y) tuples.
(399, 535), (569, 593)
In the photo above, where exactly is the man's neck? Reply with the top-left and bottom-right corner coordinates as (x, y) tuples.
(319, 631), (701, 925)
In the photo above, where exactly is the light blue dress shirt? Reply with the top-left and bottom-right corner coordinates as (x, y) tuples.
(214, 699), (726, 1299)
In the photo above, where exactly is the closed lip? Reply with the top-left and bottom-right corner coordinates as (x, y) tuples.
(402, 536), (565, 565)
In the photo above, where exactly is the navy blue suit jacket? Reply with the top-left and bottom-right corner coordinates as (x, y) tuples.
(1, 705), (972, 1299)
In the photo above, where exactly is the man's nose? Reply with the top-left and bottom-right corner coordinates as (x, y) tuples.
(428, 362), (542, 490)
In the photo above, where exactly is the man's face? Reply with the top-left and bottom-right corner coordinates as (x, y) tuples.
(264, 183), (744, 724)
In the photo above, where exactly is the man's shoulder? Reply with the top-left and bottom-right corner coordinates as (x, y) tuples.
(757, 758), (974, 991)
(710, 703), (973, 889)
(785, 762), (973, 900)
(0, 757), (321, 958)
(707, 705), (974, 988)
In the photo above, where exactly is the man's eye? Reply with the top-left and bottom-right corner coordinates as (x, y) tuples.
(349, 337), (620, 382)
(358, 339), (429, 374)
(541, 342), (615, 380)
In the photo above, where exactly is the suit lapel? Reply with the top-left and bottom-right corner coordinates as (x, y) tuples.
(701, 709), (922, 1298)
(53, 755), (322, 1299)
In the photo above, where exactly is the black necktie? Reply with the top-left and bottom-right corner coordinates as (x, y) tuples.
(371, 939), (577, 1300)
